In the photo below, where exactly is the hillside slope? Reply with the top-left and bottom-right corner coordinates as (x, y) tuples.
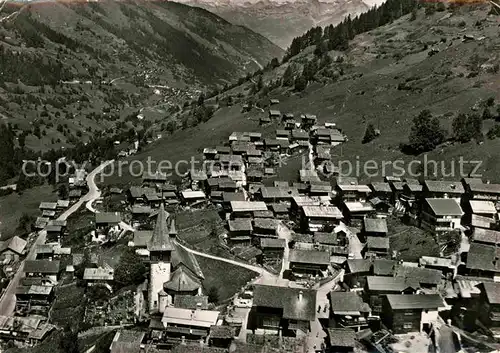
(108, 3), (500, 186)
(0, 0), (282, 151)
(183, 0), (383, 48)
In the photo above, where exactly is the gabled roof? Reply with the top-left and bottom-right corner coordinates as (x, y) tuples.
(386, 294), (445, 310)
(425, 198), (463, 216)
(260, 238), (286, 249)
(164, 267), (201, 292)
(327, 328), (356, 348)
(84, 267), (114, 281)
(373, 259), (397, 276)
(24, 260), (60, 274)
(0, 236), (27, 255)
(469, 183), (500, 195)
(228, 219), (253, 232)
(395, 265), (442, 286)
(171, 245), (204, 280)
(469, 200), (497, 214)
(472, 228), (500, 245)
(424, 180), (464, 194)
(174, 295), (209, 310)
(363, 218), (388, 233)
(253, 285), (316, 321)
(162, 307), (219, 328)
(366, 276), (413, 292)
(147, 204), (174, 252)
(210, 325), (235, 339)
(370, 182), (392, 193)
(230, 201), (267, 212)
(329, 292), (370, 313)
(289, 249), (330, 265)
(347, 259), (372, 274)
(366, 236), (390, 249)
(313, 232), (338, 245)
(466, 242), (500, 273)
(302, 206), (342, 219)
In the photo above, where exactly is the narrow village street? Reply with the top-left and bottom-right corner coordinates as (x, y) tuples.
(0, 160), (114, 317)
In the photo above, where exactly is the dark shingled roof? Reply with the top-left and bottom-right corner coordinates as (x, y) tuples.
(174, 295), (209, 310)
(366, 236), (390, 249)
(395, 266), (442, 286)
(373, 259), (397, 276)
(329, 292), (371, 313)
(366, 276), (413, 292)
(347, 259), (372, 274)
(364, 218), (388, 233)
(424, 180), (464, 194)
(327, 328), (356, 348)
(289, 249), (330, 265)
(24, 260), (60, 274)
(228, 219), (252, 232)
(370, 182), (392, 193)
(253, 285), (317, 321)
(147, 204), (174, 252)
(469, 183), (500, 195)
(164, 267), (201, 292)
(313, 232), (338, 245)
(209, 325), (235, 339)
(386, 294), (444, 310)
(466, 242), (500, 273)
(260, 238), (286, 249)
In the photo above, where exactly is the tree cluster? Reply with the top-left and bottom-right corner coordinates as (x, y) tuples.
(452, 113), (483, 143)
(404, 110), (445, 154)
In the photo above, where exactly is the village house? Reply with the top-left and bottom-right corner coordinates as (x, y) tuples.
(249, 284), (316, 336)
(325, 328), (357, 353)
(230, 201), (268, 218)
(209, 325), (235, 349)
(269, 109), (281, 121)
(95, 212), (122, 230)
(291, 129), (310, 144)
(35, 244), (71, 261)
(309, 182), (333, 197)
(400, 181), (423, 207)
(0, 236), (27, 262)
(160, 306), (220, 344)
(260, 238), (286, 262)
(289, 249), (330, 276)
(465, 242), (500, 281)
(276, 129), (289, 140)
(127, 186), (157, 205)
(228, 219), (253, 247)
(419, 256), (458, 278)
(181, 190), (207, 206)
(15, 284), (54, 317)
(365, 276), (415, 314)
(131, 205), (152, 224)
(203, 147), (218, 160)
(300, 205), (343, 233)
(344, 259), (373, 290)
(365, 237), (390, 258)
(258, 186), (299, 204)
(362, 218), (388, 238)
(369, 182), (392, 202)
(301, 114), (317, 129)
(381, 294), (445, 334)
(476, 282), (500, 328)
(189, 169), (208, 190)
(24, 260), (60, 284)
(372, 259), (397, 277)
(328, 291), (372, 331)
(336, 184), (372, 203)
(471, 228), (500, 246)
(467, 183), (500, 201)
(217, 154), (244, 171)
(270, 98), (280, 105)
(270, 203), (289, 219)
(471, 214), (496, 230)
(342, 202), (375, 225)
(394, 265), (443, 290)
(84, 264), (114, 290)
(259, 116), (271, 126)
(0, 315), (54, 344)
(253, 210), (274, 219)
(466, 200), (498, 224)
(253, 218), (279, 238)
(423, 180), (464, 201)
(421, 198), (463, 234)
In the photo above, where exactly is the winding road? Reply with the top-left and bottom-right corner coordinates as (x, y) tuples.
(0, 160), (114, 317)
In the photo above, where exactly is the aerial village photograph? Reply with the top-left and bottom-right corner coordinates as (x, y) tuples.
(0, 0), (500, 352)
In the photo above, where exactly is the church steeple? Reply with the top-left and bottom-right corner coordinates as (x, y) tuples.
(148, 204), (174, 253)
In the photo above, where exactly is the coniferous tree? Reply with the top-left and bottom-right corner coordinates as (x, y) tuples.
(408, 110), (445, 153)
(362, 124), (377, 144)
(282, 65), (295, 87)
